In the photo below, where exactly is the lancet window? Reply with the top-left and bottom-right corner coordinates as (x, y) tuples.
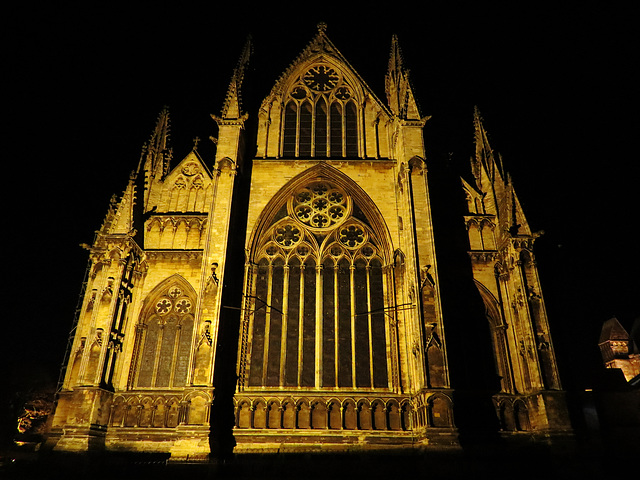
(282, 65), (360, 158)
(243, 181), (390, 391)
(130, 279), (195, 388)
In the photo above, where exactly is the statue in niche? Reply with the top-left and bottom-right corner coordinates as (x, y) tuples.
(203, 262), (219, 316)
(193, 320), (212, 385)
(103, 277), (115, 299)
(205, 263), (219, 291)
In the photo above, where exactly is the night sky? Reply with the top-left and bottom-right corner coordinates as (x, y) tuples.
(4, 4), (637, 409)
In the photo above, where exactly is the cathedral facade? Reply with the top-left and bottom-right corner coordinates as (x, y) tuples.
(46, 24), (571, 459)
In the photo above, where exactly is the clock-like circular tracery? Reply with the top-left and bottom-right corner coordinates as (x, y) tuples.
(290, 181), (350, 231)
(303, 65), (339, 92)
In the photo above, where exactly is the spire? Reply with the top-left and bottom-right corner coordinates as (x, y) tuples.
(472, 107), (497, 181)
(506, 173), (522, 235)
(385, 35), (422, 120)
(470, 108), (531, 236)
(97, 171), (138, 237)
(140, 106), (173, 180)
(471, 106), (508, 191)
(218, 35), (253, 121)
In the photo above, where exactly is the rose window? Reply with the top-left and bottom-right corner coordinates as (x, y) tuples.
(175, 299), (192, 314)
(274, 224), (301, 248)
(311, 213), (329, 228)
(168, 286), (182, 298)
(292, 182), (349, 230)
(339, 224), (366, 248)
(155, 298), (172, 315)
(312, 198), (328, 211)
(328, 206), (344, 220)
(312, 183), (329, 196)
(296, 191), (312, 204)
(361, 244), (375, 257)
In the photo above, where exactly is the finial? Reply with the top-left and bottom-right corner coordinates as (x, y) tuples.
(218, 36), (253, 120)
(473, 105), (482, 123)
(193, 136), (200, 151)
(317, 21), (327, 34)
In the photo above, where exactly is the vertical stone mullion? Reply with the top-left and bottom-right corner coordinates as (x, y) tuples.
(341, 102), (346, 158)
(324, 99), (330, 157)
(298, 263), (305, 386)
(310, 100), (316, 157)
(279, 264), (290, 387)
(151, 320), (164, 387)
(366, 264), (375, 388)
(262, 263), (274, 386)
(315, 264), (323, 389)
(168, 322), (182, 387)
(358, 100), (364, 158)
(350, 261), (356, 388)
(335, 261), (340, 388)
(295, 102), (301, 157)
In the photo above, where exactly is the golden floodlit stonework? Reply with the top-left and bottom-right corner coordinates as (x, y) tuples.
(45, 23), (571, 461)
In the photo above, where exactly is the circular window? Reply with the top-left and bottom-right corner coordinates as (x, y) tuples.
(303, 65), (339, 92)
(291, 182), (350, 231)
(175, 298), (192, 314)
(274, 223), (301, 248)
(155, 298), (173, 315)
(338, 224), (367, 249)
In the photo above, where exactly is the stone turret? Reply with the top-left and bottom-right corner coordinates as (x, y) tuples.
(599, 317), (640, 382)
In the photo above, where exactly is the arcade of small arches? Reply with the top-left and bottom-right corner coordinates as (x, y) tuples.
(232, 395), (453, 431)
(109, 392), (211, 429)
(144, 215), (208, 250)
(465, 216), (497, 251)
(495, 396), (532, 432)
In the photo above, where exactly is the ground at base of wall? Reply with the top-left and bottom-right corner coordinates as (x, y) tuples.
(0, 442), (624, 480)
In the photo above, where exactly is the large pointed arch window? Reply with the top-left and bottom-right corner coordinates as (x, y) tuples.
(241, 180), (391, 391)
(281, 65), (361, 159)
(130, 278), (195, 388)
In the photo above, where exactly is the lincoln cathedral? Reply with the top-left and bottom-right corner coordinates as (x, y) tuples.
(45, 23), (572, 460)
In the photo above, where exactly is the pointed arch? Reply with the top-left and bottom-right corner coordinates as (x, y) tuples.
(129, 274), (197, 389)
(248, 162), (393, 264)
(315, 96), (328, 157)
(236, 398), (252, 429)
(281, 398), (297, 429)
(345, 100), (358, 157)
(330, 102), (343, 157)
(427, 393), (453, 428)
(240, 164), (396, 393)
(269, 52), (374, 159)
(514, 399), (531, 431)
(474, 280), (516, 394)
(299, 101), (313, 157)
(474, 280), (502, 328)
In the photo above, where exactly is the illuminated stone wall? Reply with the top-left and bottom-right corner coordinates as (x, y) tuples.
(46, 24), (571, 459)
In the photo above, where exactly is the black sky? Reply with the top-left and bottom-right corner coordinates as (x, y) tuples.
(4, 3), (638, 401)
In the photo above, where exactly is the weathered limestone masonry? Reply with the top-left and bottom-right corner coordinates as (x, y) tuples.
(46, 24), (571, 460)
